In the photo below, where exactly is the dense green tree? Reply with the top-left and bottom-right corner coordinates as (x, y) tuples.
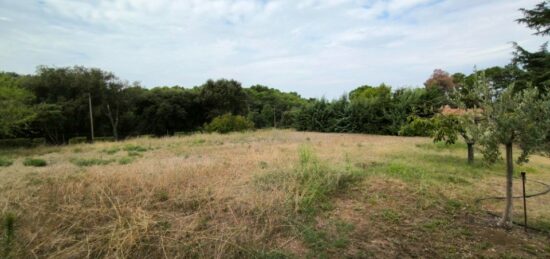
(134, 87), (196, 136)
(512, 43), (550, 93)
(245, 85), (305, 128)
(0, 74), (35, 137)
(199, 79), (247, 122)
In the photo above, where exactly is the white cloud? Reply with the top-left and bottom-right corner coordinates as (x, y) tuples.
(0, 0), (545, 98)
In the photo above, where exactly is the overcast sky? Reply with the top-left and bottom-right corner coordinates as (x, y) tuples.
(0, 0), (546, 98)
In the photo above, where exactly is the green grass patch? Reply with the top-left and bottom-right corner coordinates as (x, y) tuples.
(71, 158), (114, 167)
(254, 146), (365, 257)
(255, 145), (364, 217)
(102, 146), (120, 155)
(299, 219), (355, 257)
(379, 209), (401, 224)
(118, 156), (136, 165)
(123, 144), (148, 152)
(0, 157), (13, 167)
(23, 158), (47, 167)
(127, 151), (143, 157)
(421, 218), (450, 232)
(191, 138), (206, 145)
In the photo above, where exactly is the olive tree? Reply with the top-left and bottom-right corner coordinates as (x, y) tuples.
(478, 82), (550, 227)
(431, 74), (484, 164)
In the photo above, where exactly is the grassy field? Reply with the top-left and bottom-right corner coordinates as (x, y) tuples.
(0, 129), (549, 258)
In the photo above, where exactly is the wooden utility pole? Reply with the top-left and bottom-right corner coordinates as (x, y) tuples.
(88, 93), (94, 143)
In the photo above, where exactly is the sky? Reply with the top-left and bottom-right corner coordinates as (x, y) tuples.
(0, 0), (546, 98)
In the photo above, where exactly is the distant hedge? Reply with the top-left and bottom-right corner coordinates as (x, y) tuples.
(204, 114), (254, 134)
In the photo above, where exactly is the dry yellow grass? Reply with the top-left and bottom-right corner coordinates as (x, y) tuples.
(0, 129), (549, 258)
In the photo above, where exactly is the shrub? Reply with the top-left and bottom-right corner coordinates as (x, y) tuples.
(398, 116), (435, 136)
(68, 137), (88, 145)
(204, 114), (254, 134)
(23, 158), (47, 167)
(0, 157), (13, 167)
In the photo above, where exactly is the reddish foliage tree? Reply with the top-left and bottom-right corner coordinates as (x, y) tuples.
(424, 69), (456, 93)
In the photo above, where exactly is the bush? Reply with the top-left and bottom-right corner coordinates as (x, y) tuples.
(23, 158), (47, 167)
(398, 116), (435, 137)
(204, 114), (254, 134)
(68, 136), (88, 145)
(0, 157), (13, 167)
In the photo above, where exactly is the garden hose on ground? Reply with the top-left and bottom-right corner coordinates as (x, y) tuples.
(474, 177), (550, 235)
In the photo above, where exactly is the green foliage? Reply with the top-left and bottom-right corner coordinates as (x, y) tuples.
(517, 1), (550, 36)
(0, 157), (13, 167)
(199, 79), (248, 120)
(204, 114), (254, 134)
(245, 85), (306, 128)
(431, 114), (461, 144)
(71, 158), (114, 167)
(68, 137), (88, 145)
(398, 116), (435, 136)
(512, 43), (550, 93)
(23, 158), (47, 167)
(0, 75), (36, 137)
(349, 83), (391, 101)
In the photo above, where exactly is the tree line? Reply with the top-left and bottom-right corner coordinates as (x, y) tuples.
(0, 51), (546, 143)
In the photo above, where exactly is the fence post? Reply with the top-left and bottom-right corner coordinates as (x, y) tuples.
(521, 171), (527, 232)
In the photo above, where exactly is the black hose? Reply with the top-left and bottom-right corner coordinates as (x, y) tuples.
(474, 177), (550, 235)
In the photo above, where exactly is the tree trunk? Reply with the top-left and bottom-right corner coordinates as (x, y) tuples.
(498, 143), (514, 227)
(106, 104), (119, 141)
(467, 143), (474, 164)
